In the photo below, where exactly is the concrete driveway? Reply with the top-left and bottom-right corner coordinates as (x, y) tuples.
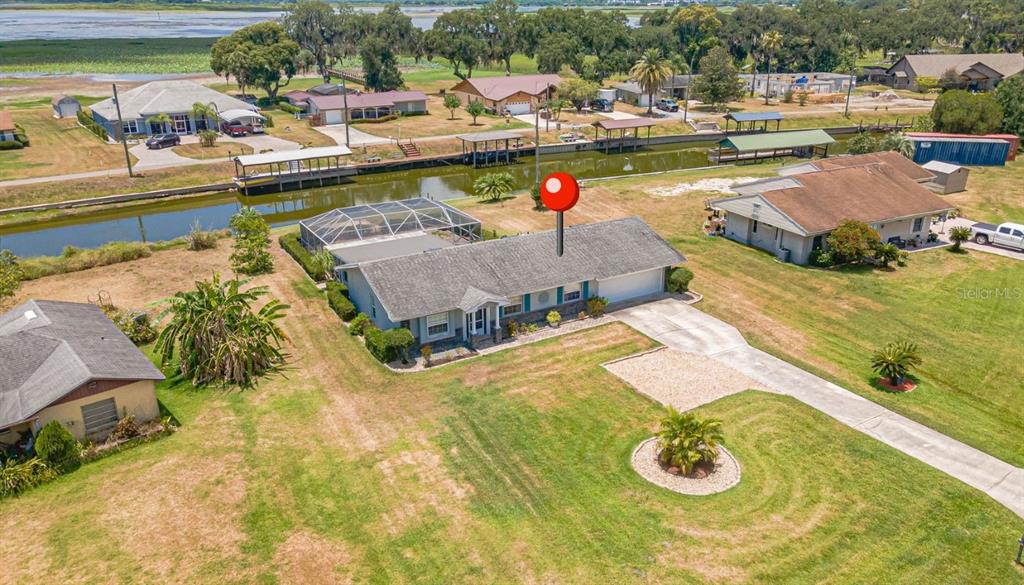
(313, 123), (391, 146)
(939, 217), (1024, 261)
(234, 133), (302, 152)
(613, 297), (1024, 519)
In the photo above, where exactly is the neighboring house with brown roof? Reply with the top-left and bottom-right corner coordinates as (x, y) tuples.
(0, 300), (165, 448)
(710, 163), (955, 264)
(885, 53), (1024, 91)
(449, 74), (561, 114)
(778, 151), (936, 183)
(0, 110), (16, 142)
(308, 91), (428, 124)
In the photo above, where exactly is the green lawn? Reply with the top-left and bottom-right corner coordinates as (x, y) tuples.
(0, 281), (1020, 583)
(0, 38), (215, 74)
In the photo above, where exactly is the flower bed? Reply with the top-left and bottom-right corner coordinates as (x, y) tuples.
(631, 437), (740, 496)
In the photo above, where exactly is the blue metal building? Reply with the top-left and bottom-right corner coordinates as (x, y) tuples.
(908, 135), (1010, 166)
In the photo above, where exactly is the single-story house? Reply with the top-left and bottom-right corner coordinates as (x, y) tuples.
(281, 90), (314, 111)
(450, 74), (561, 114)
(885, 53), (1024, 91)
(777, 151), (936, 184)
(0, 111), (15, 142)
(308, 91), (428, 124)
(614, 75), (696, 107)
(739, 72), (854, 96)
(52, 95), (81, 119)
(921, 160), (969, 194)
(88, 80), (259, 138)
(0, 300), (165, 448)
(710, 163), (955, 264)
(860, 66), (889, 84)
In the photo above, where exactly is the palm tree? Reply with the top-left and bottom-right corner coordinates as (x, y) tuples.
(948, 226), (972, 252)
(630, 49), (673, 116)
(871, 340), (922, 387)
(656, 407), (724, 475)
(311, 249), (336, 282)
(146, 112), (172, 134)
(874, 242), (900, 268)
(473, 172), (515, 203)
(880, 132), (914, 157)
(761, 31), (783, 105)
(191, 102), (220, 134)
(155, 274), (290, 387)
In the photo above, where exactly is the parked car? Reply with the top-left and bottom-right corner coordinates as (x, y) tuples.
(145, 133), (180, 149)
(971, 221), (1024, 251)
(221, 121), (250, 137)
(590, 98), (614, 112)
(656, 98), (679, 112)
(248, 122), (266, 134)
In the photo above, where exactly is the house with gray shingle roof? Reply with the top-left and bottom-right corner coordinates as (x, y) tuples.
(306, 214), (684, 346)
(0, 300), (164, 447)
(885, 53), (1024, 91)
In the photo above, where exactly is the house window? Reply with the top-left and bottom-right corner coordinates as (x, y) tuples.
(122, 120), (139, 135)
(563, 283), (581, 302)
(426, 312), (449, 337)
(371, 303), (376, 319)
(912, 217), (924, 232)
(400, 320), (410, 330)
(502, 296), (523, 316)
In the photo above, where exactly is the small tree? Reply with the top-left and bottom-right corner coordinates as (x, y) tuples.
(691, 46), (744, 112)
(557, 78), (600, 114)
(874, 242), (900, 268)
(827, 220), (880, 264)
(443, 93), (462, 120)
(994, 75), (1024, 139)
(871, 340), (921, 386)
(198, 130), (218, 148)
(0, 249), (22, 306)
(880, 132), (914, 157)
(948, 226), (972, 252)
(847, 132), (880, 155)
(473, 172), (515, 203)
(656, 407), (724, 476)
(34, 421), (80, 473)
(311, 249), (335, 281)
(229, 208), (273, 275)
(932, 90), (1004, 135)
(466, 100), (485, 125)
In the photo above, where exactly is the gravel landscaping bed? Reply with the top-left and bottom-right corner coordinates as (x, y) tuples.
(603, 347), (774, 412)
(631, 437), (741, 496)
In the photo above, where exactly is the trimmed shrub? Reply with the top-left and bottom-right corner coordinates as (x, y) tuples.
(666, 266), (694, 293)
(108, 414), (141, 442)
(810, 247), (834, 267)
(326, 282), (357, 321)
(349, 313), (371, 336)
(365, 327), (415, 363)
(0, 140), (24, 150)
(278, 233), (321, 278)
(278, 102), (302, 115)
(77, 109), (108, 141)
(351, 113), (400, 124)
(546, 310), (561, 327)
(34, 421), (81, 473)
(826, 220), (880, 264)
(587, 296), (609, 317)
(0, 458), (57, 498)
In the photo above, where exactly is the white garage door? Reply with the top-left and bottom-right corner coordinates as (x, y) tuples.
(505, 101), (531, 115)
(597, 269), (663, 303)
(325, 109), (344, 125)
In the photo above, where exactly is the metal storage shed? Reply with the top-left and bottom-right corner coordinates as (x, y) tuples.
(921, 160), (969, 194)
(906, 134), (1011, 166)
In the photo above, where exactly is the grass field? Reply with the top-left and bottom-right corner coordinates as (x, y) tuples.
(457, 161), (1024, 467)
(0, 243), (1020, 583)
(172, 142), (253, 160)
(0, 38), (215, 74)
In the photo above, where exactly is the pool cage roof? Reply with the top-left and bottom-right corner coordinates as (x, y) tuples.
(300, 198), (482, 249)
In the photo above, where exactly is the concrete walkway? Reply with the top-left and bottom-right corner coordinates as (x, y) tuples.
(613, 298), (1024, 518)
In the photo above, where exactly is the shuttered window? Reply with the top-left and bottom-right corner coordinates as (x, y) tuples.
(81, 398), (118, 438)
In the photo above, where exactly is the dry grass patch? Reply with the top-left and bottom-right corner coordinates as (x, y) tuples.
(274, 532), (354, 585)
(173, 141), (253, 160)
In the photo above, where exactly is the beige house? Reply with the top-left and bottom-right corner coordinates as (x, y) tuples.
(710, 162), (954, 264)
(0, 300), (165, 447)
(885, 53), (1024, 91)
(307, 91), (428, 125)
(449, 74), (561, 115)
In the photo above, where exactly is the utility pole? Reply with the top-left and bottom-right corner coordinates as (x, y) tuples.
(683, 54), (695, 124)
(112, 83), (134, 178)
(337, 75), (350, 148)
(534, 103), (541, 193)
(844, 66), (856, 118)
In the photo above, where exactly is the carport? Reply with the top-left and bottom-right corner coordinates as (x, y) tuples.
(592, 118), (657, 153)
(723, 111), (784, 133)
(457, 130), (524, 168)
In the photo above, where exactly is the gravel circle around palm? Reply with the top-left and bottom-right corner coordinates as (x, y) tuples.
(631, 437), (741, 496)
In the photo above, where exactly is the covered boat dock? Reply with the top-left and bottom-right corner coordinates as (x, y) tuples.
(711, 129), (834, 164)
(723, 111), (784, 132)
(456, 130), (524, 167)
(233, 145), (353, 194)
(592, 118), (657, 153)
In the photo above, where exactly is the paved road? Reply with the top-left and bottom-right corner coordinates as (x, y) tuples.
(613, 298), (1024, 519)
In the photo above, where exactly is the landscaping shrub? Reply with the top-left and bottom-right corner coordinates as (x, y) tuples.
(666, 266), (694, 293)
(13, 123), (29, 147)
(108, 414), (141, 442)
(99, 303), (157, 345)
(587, 296), (609, 316)
(365, 327), (415, 363)
(0, 249), (22, 303)
(278, 232), (321, 278)
(349, 312), (371, 336)
(0, 140), (24, 150)
(420, 344), (433, 364)
(948, 226), (972, 252)
(34, 421), (81, 472)
(656, 407), (724, 476)
(186, 220), (219, 251)
(326, 282), (357, 321)
(198, 129), (218, 147)
(351, 113), (400, 124)
(229, 208), (273, 275)
(810, 247), (834, 267)
(0, 458), (57, 499)
(826, 220), (880, 264)
(871, 340), (922, 386)
(76, 109), (108, 141)
(278, 102), (302, 115)
(546, 310), (561, 327)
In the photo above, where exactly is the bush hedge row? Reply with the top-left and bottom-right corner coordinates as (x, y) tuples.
(77, 110), (108, 141)
(364, 326), (415, 363)
(278, 233), (320, 278)
(349, 313), (371, 336)
(278, 103), (303, 115)
(0, 140), (23, 150)
(326, 281), (357, 321)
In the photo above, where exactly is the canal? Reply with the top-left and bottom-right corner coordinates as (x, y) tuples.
(0, 138), (851, 257)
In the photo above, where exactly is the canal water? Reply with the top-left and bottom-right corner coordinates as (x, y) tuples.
(0, 138), (852, 257)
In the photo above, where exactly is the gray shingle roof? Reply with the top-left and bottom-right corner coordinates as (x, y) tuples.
(89, 80), (257, 120)
(359, 217), (685, 321)
(0, 300), (164, 429)
(892, 53), (1024, 78)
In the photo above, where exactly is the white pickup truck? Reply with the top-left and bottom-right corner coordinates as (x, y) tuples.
(971, 221), (1024, 251)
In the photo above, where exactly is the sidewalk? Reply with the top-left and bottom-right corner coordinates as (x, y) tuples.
(612, 297), (1024, 519)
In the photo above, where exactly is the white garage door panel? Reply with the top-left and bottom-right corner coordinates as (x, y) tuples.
(505, 101), (531, 114)
(325, 110), (344, 125)
(597, 269), (663, 303)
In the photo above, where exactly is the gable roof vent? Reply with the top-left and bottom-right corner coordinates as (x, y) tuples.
(23, 310), (37, 321)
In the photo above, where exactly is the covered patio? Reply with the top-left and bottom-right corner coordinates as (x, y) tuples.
(711, 129), (834, 164)
(232, 145), (352, 194)
(592, 118), (657, 153)
(456, 130), (525, 167)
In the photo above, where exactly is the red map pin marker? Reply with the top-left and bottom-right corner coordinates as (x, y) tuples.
(540, 172), (580, 212)
(540, 172), (579, 256)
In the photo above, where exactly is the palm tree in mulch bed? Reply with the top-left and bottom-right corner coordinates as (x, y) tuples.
(656, 407), (724, 477)
(871, 340), (922, 391)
